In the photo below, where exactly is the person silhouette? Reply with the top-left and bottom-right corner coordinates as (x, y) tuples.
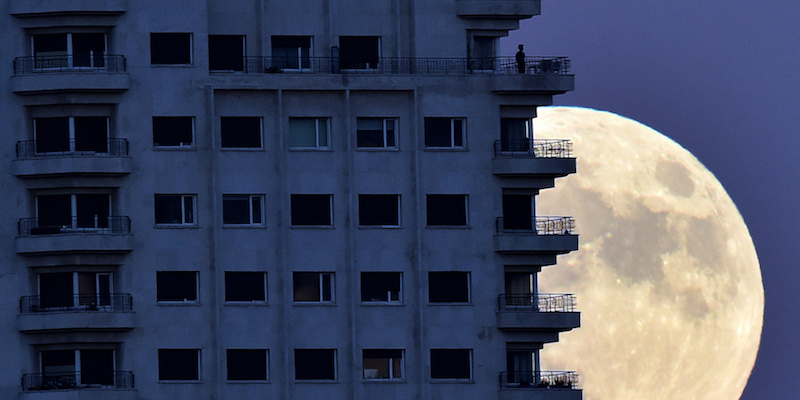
(516, 44), (526, 73)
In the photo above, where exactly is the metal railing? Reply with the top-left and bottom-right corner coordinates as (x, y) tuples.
(20, 293), (133, 314)
(22, 371), (134, 391)
(498, 293), (577, 312)
(16, 138), (129, 159)
(496, 216), (575, 235)
(500, 371), (579, 389)
(18, 216), (131, 236)
(215, 56), (570, 75)
(13, 54), (127, 75)
(494, 139), (573, 158)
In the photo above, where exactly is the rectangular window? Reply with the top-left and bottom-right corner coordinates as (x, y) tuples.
(40, 349), (115, 386)
(221, 117), (262, 148)
(428, 272), (470, 303)
(430, 349), (472, 379)
(502, 194), (533, 230)
(288, 118), (329, 149)
(425, 118), (465, 148)
(36, 194), (110, 229)
(37, 272), (114, 310)
(209, 35), (245, 71)
(156, 271), (198, 302)
(151, 33), (192, 65)
(361, 272), (402, 303)
(158, 349), (200, 381)
(293, 272), (334, 303)
(34, 116), (109, 153)
(271, 36), (311, 70)
(339, 36), (380, 69)
(225, 272), (267, 302)
(290, 194), (332, 226)
(358, 194), (400, 226)
(33, 33), (107, 69)
(222, 195), (263, 225)
(500, 118), (532, 152)
(154, 194), (195, 225)
(426, 195), (468, 226)
(363, 349), (403, 380)
(227, 349), (268, 381)
(153, 117), (194, 147)
(295, 349), (336, 380)
(356, 118), (396, 148)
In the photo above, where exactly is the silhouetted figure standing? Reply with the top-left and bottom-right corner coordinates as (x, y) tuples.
(516, 44), (526, 73)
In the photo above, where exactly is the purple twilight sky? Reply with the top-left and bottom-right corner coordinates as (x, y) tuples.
(502, 1), (800, 398)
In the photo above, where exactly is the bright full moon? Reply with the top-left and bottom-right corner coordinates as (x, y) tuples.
(533, 107), (763, 400)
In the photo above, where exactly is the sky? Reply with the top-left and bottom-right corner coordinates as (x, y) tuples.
(503, 1), (800, 398)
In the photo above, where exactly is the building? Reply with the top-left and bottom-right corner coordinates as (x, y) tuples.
(1, 0), (581, 399)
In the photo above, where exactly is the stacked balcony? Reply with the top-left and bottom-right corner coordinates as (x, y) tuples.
(492, 139), (576, 183)
(18, 294), (134, 333)
(10, 0), (127, 17)
(499, 370), (582, 400)
(16, 216), (133, 255)
(494, 216), (578, 257)
(456, 0), (542, 19)
(11, 54), (130, 94)
(15, 139), (131, 178)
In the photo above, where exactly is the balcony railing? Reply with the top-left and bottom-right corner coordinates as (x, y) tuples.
(496, 216), (575, 235)
(13, 55), (127, 75)
(494, 139), (573, 158)
(498, 293), (576, 312)
(16, 139), (129, 159)
(18, 216), (131, 237)
(500, 370), (579, 389)
(213, 56), (570, 75)
(22, 371), (134, 391)
(20, 293), (133, 314)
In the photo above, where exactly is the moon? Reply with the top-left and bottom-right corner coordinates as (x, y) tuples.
(532, 107), (763, 400)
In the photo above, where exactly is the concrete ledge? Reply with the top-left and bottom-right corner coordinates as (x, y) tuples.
(20, 389), (138, 400)
(14, 157), (132, 178)
(16, 234), (133, 256)
(492, 157), (576, 179)
(497, 311), (580, 332)
(499, 388), (583, 400)
(494, 234), (578, 255)
(10, 0), (126, 16)
(491, 74), (575, 94)
(11, 73), (130, 94)
(18, 312), (135, 333)
(456, 0), (541, 18)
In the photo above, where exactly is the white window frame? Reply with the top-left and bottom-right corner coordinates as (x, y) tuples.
(33, 116), (111, 154)
(156, 271), (199, 304)
(362, 349), (404, 380)
(152, 116), (195, 148)
(293, 272), (335, 303)
(226, 348), (269, 382)
(425, 117), (466, 149)
(154, 194), (196, 226)
(222, 194), (264, 226)
(31, 33), (108, 71)
(356, 117), (398, 149)
(224, 271), (268, 303)
(361, 272), (403, 304)
(288, 117), (330, 149)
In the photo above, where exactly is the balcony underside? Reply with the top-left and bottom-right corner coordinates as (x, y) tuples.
(499, 388), (583, 400)
(14, 157), (132, 178)
(16, 234), (133, 256)
(456, 0), (541, 19)
(20, 389), (138, 400)
(10, 0), (127, 17)
(494, 234), (578, 255)
(492, 157), (576, 179)
(18, 312), (135, 333)
(491, 74), (574, 94)
(497, 311), (580, 332)
(11, 73), (130, 95)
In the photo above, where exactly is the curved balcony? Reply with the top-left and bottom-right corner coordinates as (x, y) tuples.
(497, 293), (580, 333)
(14, 139), (131, 178)
(10, 0), (127, 17)
(456, 0), (541, 19)
(22, 371), (134, 393)
(494, 216), (578, 257)
(499, 371), (582, 400)
(11, 55), (130, 94)
(492, 139), (576, 184)
(18, 294), (134, 333)
(16, 216), (133, 256)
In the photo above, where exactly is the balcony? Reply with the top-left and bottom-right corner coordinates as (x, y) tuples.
(11, 55), (130, 94)
(18, 294), (134, 333)
(10, 0), (127, 17)
(492, 139), (576, 183)
(456, 0), (541, 19)
(14, 139), (131, 178)
(21, 372), (135, 398)
(499, 371), (582, 400)
(497, 293), (580, 332)
(494, 216), (578, 256)
(16, 217), (133, 256)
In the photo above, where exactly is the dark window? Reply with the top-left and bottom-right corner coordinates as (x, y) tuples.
(288, 117), (329, 148)
(158, 349), (200, 380)
(33, 33), (106, 68)
(425, 118), (465, 148)
(75, 194), (110, 228)
(73, 117), (109, 152)
(225, 272), (266, 302)
(39, 273), (73, 308)
(34, 117), (70, 153)
(209, 35), (245, 71)
(221, 117), (262, 148)
(356, 118), (396, 148)
(290, 194), (332, 226)
(293, 272), (333, 302)
(426, 195), (468, 226)
(222, 195), (263, 225)
(428, 272), (470, 303)
(295, 349), (336, 380)
(227, 349), (268, 381)
(358, 194), (400, 226)
(363, 349), (403, 380)
(35, 194), (110, 229)
(41, 350), (75, 381)
(36, 194), (72, 227)
(430, 349), (472, 379)
(361, 272), (401, 302)
(151, 33), (192, 65)
(156, 271), (198, 302)
(34, 117), (108, 153)
(502, 194), (533, 230)
(500, 118), (531, 152)
(80, 349), (115, 385)
(339, 36), (380, 69)
(154, 194), (195, 225)
(271, 36), (311, 69)
(153, 117), (193, 147)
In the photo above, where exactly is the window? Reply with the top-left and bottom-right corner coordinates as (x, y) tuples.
(156, 271), (198, 302)
(33, 33), (107, 69)
(209, 35), (245, 71)
(290, 194), (332, 226)
(154, 194), (195, 225)
(506, 346), (539, 385)
(225, 272), (266, 302)
(271, 36), (311, 70)
(227, 349), (268, 381)
(37, 272), (114, 310)
(295, 349), (336, 380)
(34, 117), (109, 153)
(158, 349), (200, 381)
(425, 118), (465, 148)
(293, 272), (334, 303)
(339, 36), (380, 69)
(40, 349), (115, 387)
(428, 272), (470, 303)
(502, 194), (533, 230)
(470, 36), (496, 71)
(221, 117), (262, 148)
(356, 118), (396, 148)
(153, 117), (194, 147)
(151, 33), (192, 65)
(222, 195), (263, 225)
(36, 194), (110, 229)
(288, 118), (329, 149)
(358, 194), (400, 226)
(361, 272), (402, 303)
(430, 349), (472, 380)
(363, 349), (403, 380)
(426, 195), (468, 226)
(500, 118), (532, 152)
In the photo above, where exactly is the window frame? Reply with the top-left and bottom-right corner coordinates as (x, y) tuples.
(362, 349), (404, 381)
(360, 272), (403, 304)
(292, 272), (335, 304)
(356, 117), (398, 149)
(158, 348), (201, 381)
(152, 116), (195, 148)
(208, 35), (246, 72)
(154, 194), (197, 226)
(428, 271), (471, 304)
(226, 349), (268, 382)
(424, 117), (466, 149)
(429, 349), (473, 380)
(426, 194), (469, 227)
(358, 194), (401, 227)
(290, 194), (333, 227)
(220, 116), (263, 149)
(150, 33), (193, 65)
(288, 117), (331, 150)
(224, 271), (267, 303)
(294, 349), (337, 381)
(222, 194), (264, 226)
(156, 271), (199, 304)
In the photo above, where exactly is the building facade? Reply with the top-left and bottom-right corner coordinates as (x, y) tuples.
(2, 0), (581, 399)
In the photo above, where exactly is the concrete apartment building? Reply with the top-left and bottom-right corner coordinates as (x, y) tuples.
(1, 0), (581, 399)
